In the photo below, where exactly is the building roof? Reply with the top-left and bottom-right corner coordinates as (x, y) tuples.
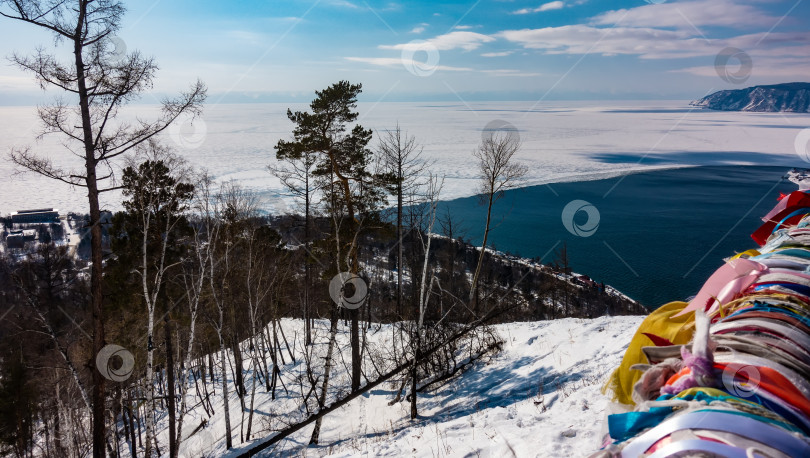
(11, 208), (58, 215)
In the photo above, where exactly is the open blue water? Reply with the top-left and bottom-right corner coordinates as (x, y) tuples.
(438, 166), (796, 309)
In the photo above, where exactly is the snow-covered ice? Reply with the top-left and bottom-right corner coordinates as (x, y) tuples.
(1, 100), (808, 214)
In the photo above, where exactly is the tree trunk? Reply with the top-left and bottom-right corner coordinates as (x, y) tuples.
(345, 183), (361, 393)
(260, 329), (272, 393)
(397, 174), (403, 318)
(208, 352), (215, 385)
(309, 308), (338, 445)
(71, 4), (107, 454)
(304, 172), (312, 346)
(113, 389), (122, 458)
(246, 359), (257, 440)
(330, 152), (362, 393)
(54, 383), (65, 457)
(231, 336), (246, 403)
(270, 322), (280, 398)
(412, 193), (439, 419)
(410, 341), (418, 419)
(470, 191), (495, 312)
(177, 249), (205, 453)
(144, 308), (156, 457)
(351, 308), (360, 392)
(126, 395), (137, 458)
(220, 341), (233, 449)
(448, 229), (456, 308)
(165, 319), (177, 458)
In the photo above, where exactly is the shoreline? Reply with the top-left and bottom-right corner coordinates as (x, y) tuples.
(1, 163), (789, 216)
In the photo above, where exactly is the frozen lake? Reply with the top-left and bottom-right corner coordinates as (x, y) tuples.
(1, 100), (808, 215)
(440, 165), (795, 307)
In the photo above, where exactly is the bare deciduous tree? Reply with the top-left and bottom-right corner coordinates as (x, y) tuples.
(206, 182), (258, 450)
(377, 125), (428, 318)
(175, 173), (216, 453)
(0, 2), (205, 455)
(269, 150), (320, 345)
(411, 173), (443, 418)
(469, 128), (527, 309)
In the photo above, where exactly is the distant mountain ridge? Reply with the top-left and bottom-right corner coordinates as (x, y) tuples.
(690, 82), (810, 112)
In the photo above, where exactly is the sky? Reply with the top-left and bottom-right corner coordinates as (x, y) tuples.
(0, 0), (808, 104)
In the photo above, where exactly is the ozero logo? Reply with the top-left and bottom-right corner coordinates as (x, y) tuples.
(329, 272), (368, 310)
(105, 35), (127, 65)
(401, 40), (440, 77)
(714, 47), (752, 85)
(95, 344), (135, 382)
(168, 112), (207, 150)
(481, 119), (520, 144)
(721, 363), (761, 398)
(561, 200), (600, 237)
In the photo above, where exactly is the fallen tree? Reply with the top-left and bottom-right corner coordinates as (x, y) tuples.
(234, 306), (506, 457)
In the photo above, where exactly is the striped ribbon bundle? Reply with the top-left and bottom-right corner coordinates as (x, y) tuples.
(594, 170), (810, 457)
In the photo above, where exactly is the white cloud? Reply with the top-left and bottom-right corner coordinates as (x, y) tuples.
(498, 25), (694, 57)
(498, 0), (809, 67)
(481, 51), (514, 57)
(410, 22), (429, 34)
(345, 57), (401, 67)
(499, 25), (810, 60)
(455, 25), (474, 30)
(537, 1), (565, 11)
(513, 1), (565, 15)
(329, 0), (359, 8)
(381, 31), (495, 51)
(347, 0), (806, 85)
(380, 2), (402, 11)
(344, 57), (473, 72)
(591, 0), (778, 30)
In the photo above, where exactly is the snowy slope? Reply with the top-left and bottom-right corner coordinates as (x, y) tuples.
(141, 316), (644, 458)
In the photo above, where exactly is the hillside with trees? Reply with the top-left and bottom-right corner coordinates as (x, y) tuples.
(0, 79), (640, 457)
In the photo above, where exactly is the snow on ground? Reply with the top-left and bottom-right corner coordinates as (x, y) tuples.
(141, 315), (644, 458)
(2, 100), (809, 214)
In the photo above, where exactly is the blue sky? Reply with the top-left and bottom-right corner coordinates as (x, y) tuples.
(0, 0), (808, 103)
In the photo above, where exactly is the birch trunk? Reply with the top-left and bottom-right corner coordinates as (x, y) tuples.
(309, 310), (338, 445)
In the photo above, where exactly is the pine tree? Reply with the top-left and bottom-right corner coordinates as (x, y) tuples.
(276, 81), (385, 395)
